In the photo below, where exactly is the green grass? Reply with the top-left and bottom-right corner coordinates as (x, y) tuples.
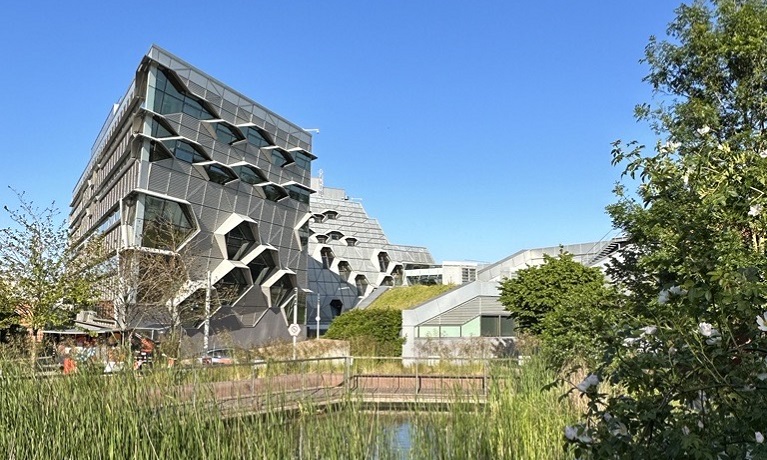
(0, 354), (575, 459)
(367, 284), (457, 310)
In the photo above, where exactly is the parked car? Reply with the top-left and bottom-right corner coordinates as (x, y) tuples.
(199, 348), (236, 365)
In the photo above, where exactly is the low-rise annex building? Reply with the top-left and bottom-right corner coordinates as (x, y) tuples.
(401, 237), (627, 359)
(306, 175), (436, 336)
(70, 45), (316, 348)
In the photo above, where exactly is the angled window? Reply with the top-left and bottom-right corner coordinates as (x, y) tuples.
(320, 247), (335, 269)
(330, 299), (343, 318)
(270, 274), (295, 309)
(328, 231), (343, 241)
(285, 184), (311, 204)
(381, 276), (394, 287)
(248, 250), (278, 286)
(202, 163), (238, 185)
(377, 252), (390, 272)
(150, 116), (176, 138)
(242, 126), (273, 148)
(312, 213), (326, 223)
(269, 148), (294, 167)
(149, 140), (173, 162)
(315, 234), (328, 244)
(232, 164), (267, 185)
(212, 122), (244, 145)
(260, 184), (288, 202)
(355, 275), (368, 297)
(225, 222), (259, 260)
(214, 268), (251, 299)
(141, 195), (196, 250)
(292, 150), (313, 170)
(346, 237), (358, 247)
(392, 265), (404, 286)
(161, 139), (210, 163)
(153, 68), (216, 120)
(338, 261), (352, 282)
(323, 210), (339, 220)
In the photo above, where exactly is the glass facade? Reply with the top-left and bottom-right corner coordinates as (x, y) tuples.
(161, 139), (210, 163)
(355, 275), (368, 296)
(225, 222), (259, 260)
(141, 195), (196, 250)
(260, 184), (287, 202)
(285, 184), (311, 204)
(270, 274), (294, 309)
(320, 247), (334, 269)
(243, 126), (272, 148)
(293, 150), (312, 170)
(153, 69), (216, 120)
(213, 122), (244, 145)
(232, 164), (267, 185)
(203, 163), (237, 185)
(248, 251), (277, 285)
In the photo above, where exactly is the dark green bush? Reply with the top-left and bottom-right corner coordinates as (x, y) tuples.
(324, 308), (404, 356)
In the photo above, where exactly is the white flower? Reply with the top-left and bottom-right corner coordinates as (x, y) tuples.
(577, 374), (600, 392)
(565, 425), (578, 441)
(641, 325), (657, 336)
(697, 126), (711, 135)
(682, 426), (690, 436)
(757, 432), (764, 444)
(749, 205), (762, 217)
(698, 322), (718, 337)
(757, 312), (767, 332)
(658, 290), (670, 305)
(610, 422), (628, 437)
(669, 286), (687, 296)
(623, 336), (640, 347)
(759, 150), (767, 159)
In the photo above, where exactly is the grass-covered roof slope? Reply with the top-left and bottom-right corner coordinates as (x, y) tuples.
(367, 284), (456, 311)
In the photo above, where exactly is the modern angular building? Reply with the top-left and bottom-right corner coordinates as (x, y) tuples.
(70, 45), (315, 348)
(306, 175), (436, 335)
(401, 238), (627, 359)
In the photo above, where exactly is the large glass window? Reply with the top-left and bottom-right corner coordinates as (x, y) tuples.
(149, 141), (173, 162)
(203, 163), (237, 185)
(270, 275), (295, 308)
(248, 251), (277, 285)
(243, 127), (273, 148)
(150, 117), (176, 138)
(320, 247), (334, 269)
(285, 185), (311, 204)
(338, 261), (352, 281)
(480, 315), (515, 337)
(260, 184), (287, 202)
(377, 252), (390, 272)
(161, 139), (210, 163)
(225, 222), (259, 260)
(293, 151), (312, 170)
(355, 275), (368, 297)
(212, 122), (244, 145)
(141, 195), (196, 250)
(153, 69), (216, 120)
(214, 268), (250, 298)
(270, 148), (294, 167)
(232, 164), (267, 185)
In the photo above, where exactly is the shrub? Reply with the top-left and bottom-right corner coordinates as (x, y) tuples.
(325, 308), (404, 356)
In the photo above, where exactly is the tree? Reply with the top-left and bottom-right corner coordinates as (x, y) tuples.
(498, 252), (618, 366)
(0, 191), (106, 358)
(568, 2), (767, 457)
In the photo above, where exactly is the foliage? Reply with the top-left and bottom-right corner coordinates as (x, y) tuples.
(367, 284), (457, 311)
(324, 308), (404, 356)
(568, 1), (767, 457)
(498, 252), (619, 366)
(0, 192), (106, 342)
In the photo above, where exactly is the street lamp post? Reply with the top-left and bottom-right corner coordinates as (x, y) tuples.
(315, 293), (321, 339)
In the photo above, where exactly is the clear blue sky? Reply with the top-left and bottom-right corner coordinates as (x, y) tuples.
(0, 1), (678, 264)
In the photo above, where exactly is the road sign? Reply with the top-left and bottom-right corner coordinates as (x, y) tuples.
(288, 323), (301, 337)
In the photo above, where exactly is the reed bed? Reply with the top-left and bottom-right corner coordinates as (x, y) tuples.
(0, 355), (574, 459)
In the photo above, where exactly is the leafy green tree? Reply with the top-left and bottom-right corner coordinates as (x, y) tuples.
(568, 2), (767, 458)
(325, 308), (404, 356)
(498, 252), (618, 366)
(0, 192), (105, 358)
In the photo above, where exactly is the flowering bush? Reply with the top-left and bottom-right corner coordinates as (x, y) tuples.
(565, 1), (767, 457)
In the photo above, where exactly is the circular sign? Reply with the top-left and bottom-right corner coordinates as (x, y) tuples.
(288, 323), (301, 337)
